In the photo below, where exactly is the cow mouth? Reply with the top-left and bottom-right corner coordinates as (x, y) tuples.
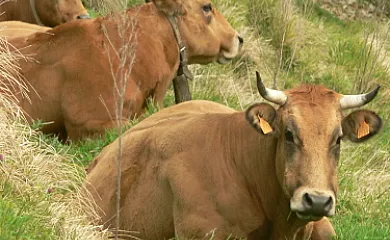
(295, 211), (323, 221)
(217, 55), (233, 64)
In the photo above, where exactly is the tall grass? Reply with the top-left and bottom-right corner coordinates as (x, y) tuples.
(0, 38), (107, 239)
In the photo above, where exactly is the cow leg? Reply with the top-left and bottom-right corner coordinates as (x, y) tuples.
(171, 191), (228, 239)
(294, 222), (313, 240)
(293, 217), (335, 240)
(311, 217), (336, 240)
(153, 79), (174, 109)
(172, 207), (235, 240)
(168, 157), (235, 240)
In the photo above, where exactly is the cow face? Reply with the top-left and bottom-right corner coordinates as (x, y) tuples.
(36, 0), (90, 27)
(153, 0), (243, 64)
(246, 71), (382, 222)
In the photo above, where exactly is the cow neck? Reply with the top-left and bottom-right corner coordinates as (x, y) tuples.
(224, 113), (279, 209)
(225, 112), (308, 238)
(29, 0), (44, 26)
(165, 15), (194, 81)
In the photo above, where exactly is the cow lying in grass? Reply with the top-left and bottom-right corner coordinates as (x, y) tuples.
(2, 0), (243, 141)
(0, 0), (90, 27)
(84, 71), (382, 239)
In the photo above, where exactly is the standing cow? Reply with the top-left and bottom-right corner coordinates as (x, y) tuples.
(0, 0), (90, 27)
(3, 0), (243, 141)
(84, 71), (382, 239)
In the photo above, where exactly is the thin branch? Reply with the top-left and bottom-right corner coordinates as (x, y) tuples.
(101, 3), (139, 239)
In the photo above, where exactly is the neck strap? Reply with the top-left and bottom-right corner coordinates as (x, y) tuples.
(165, 15), (194, 81)
(30, 0), (44, 26)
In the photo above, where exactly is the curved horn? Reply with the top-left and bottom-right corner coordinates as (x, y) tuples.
(256, 71), (287, 105)
(340, 85), (381, 110)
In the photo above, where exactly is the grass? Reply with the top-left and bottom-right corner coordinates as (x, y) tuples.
(1, 0), (390, 239)
(0, 181), (58, 239)
(0, 39), (107, 239)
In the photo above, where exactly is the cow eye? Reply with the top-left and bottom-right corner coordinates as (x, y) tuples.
(202, 4), (212, 13)
(285, 129), (294, 143)
(336, 136), (341, 145)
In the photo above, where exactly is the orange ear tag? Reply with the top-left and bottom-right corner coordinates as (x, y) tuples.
(258, 115), (273, 135)
(357, 120), (370, 139)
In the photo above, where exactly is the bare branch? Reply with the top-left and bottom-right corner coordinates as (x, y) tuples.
(101, 2), (139, 239)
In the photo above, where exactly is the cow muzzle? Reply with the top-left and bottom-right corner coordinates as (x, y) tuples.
(290, 188), (335, 221)
(217, 34), (243, 64)
(77, 15), (91, 20)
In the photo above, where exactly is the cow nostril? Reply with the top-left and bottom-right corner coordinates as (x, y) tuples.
(303, 192), (313, 208)
(238, 36), (244, 45)
(77, 15), (91, 20)
(324, 196), (333, 212)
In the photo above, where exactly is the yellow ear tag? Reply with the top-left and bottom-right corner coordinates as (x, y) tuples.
(258, 114), (273, 135)
(357, 120), (370, 139)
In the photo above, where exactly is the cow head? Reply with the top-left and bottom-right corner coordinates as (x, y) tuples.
(152, 0), (243, 64)
(35, 0), (90, 27)
(246, 71), (382, 221)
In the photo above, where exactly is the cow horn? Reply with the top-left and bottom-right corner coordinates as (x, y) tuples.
(256, 71), (287, 105)
(339, 85), (381, 109)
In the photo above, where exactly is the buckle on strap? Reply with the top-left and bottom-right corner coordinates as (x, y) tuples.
(166, 15), (194, 80)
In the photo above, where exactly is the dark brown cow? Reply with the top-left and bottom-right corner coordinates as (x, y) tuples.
(84, 71), (382, 239)
(3, 0), (243, 141)
(0, 0), (90, 27)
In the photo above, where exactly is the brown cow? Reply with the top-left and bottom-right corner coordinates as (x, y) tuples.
(0, 21), (51, 39)
(0, 0), (90, 27)
(84, 71), (382, 239)
(3, 0), (243, 141)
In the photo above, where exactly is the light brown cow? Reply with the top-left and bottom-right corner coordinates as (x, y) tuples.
(3, 0), (243, 141)
(0, 0), (90, 27)
(84, 71), (382, 239)
(0, 21), (51, 39)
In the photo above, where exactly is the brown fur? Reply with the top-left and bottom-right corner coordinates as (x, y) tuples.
(0, 0), (89, 27)
(153, 0), (186, 16)
(311, 218), (337, 239)
(84, 85), (381, 239)
(2, 0), (242, 141)
(0, 21), (51, 39)
(295, 218), (336, 240)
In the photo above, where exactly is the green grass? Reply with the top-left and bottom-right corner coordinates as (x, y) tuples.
(0, 182), (57, 240)
(334, 214), (390, 239)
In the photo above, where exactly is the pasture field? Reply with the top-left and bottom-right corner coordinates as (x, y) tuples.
(0, 0), (389, 239)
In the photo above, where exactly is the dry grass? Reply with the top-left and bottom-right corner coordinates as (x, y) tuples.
(339, 140), (390, 212)
(0, 38), (30, 104)
(0, 38), (107, 239)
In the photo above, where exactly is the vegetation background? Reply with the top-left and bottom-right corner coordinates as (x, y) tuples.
(0, 0), (389, 239)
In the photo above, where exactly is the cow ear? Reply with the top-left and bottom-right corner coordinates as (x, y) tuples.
(341, 110), (382, 142)
(246, 103), (279, 135)
(152, 0), (186, 16)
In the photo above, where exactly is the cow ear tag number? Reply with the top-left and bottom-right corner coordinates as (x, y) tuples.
(257, 114), (273, 135)
(357, 120), (370, 139)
